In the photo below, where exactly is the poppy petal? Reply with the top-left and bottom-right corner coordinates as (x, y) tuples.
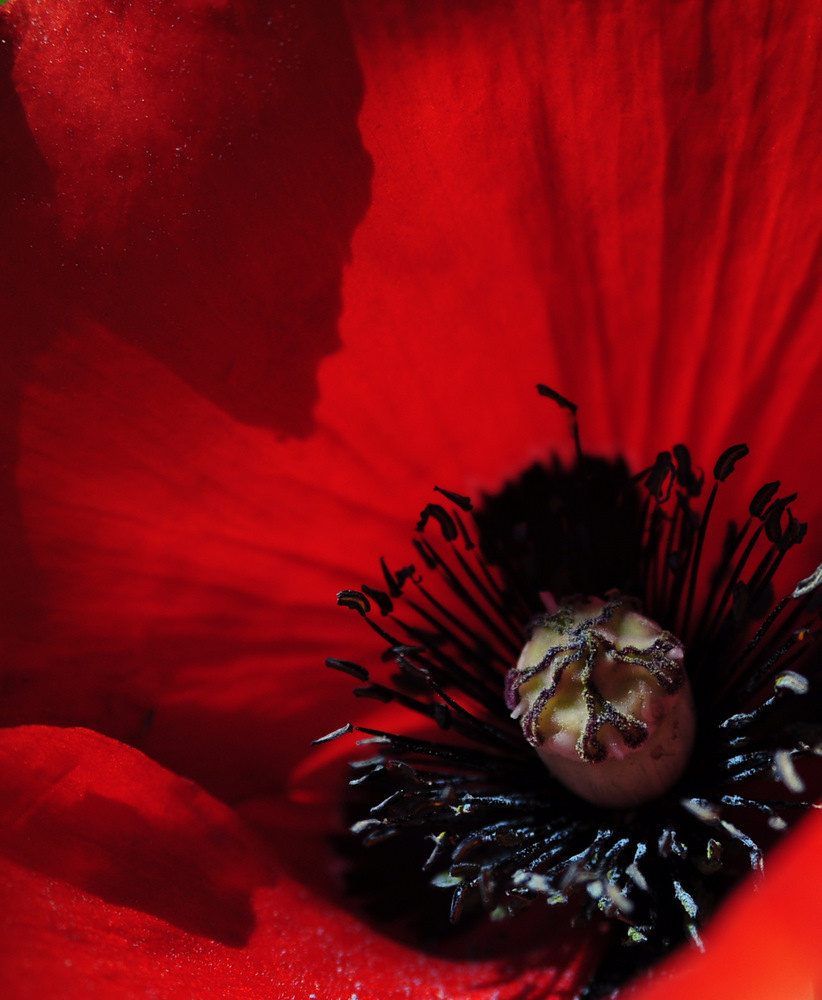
(341, 0), (822, 494)
(8, 324), (405, 800)
(5, 0), (822, 810)
(3, 4), (822, 995)
(0, 725), (598, 999)
(1, 0), (372, 435)
(628, 810), (822, 1000)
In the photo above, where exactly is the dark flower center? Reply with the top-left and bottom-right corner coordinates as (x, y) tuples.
(318, 389), (822, 997)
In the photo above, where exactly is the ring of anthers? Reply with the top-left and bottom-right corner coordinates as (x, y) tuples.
(317, 387), (822, 997)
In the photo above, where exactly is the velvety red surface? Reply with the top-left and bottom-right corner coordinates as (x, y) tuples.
(0, 725), (598, 999)
(1, 0), (821, 997)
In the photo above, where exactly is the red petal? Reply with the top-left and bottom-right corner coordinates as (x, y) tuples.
(1, 0), (371, 436)
(629, 810), (822, 999)
(0, 726), (597, 999)
(6, 322), (406, 799)
(0, 0), (373, 798)
(2, 6), (822, 996)
(5, 1), (822, 804)
(343, 0), (822, 492)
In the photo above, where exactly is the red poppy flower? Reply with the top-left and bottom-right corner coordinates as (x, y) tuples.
(2, 1), (822, 998)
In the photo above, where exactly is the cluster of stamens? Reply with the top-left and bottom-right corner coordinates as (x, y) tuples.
(318, 390), (822, 997)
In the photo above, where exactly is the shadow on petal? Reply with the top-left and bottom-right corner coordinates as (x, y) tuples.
(0, 726), (271, 946)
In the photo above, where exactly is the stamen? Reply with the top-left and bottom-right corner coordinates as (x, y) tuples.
(322, 387), (822, 997)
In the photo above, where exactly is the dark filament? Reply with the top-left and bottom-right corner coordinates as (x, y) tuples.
(318, 389), (822, 997)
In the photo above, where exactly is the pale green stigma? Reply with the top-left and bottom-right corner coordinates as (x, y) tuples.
(506, 594), (695, 807)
